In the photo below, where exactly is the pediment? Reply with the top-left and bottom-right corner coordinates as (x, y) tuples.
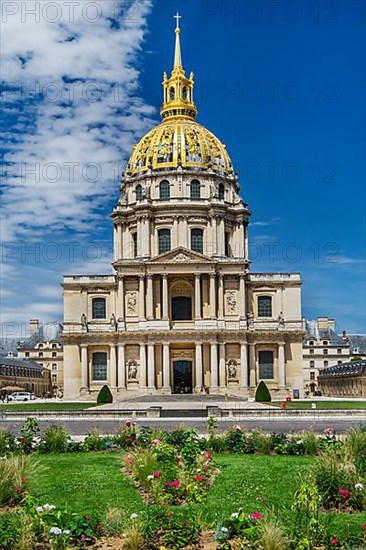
(148, 247), (214, 264)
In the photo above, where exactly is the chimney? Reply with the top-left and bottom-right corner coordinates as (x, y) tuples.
(342, 330), (348, 341)
(29, 319), (39, 335)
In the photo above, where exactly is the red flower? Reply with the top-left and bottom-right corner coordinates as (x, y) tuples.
(22, 438), (28, 443)
(246, 439), (252, 444)
(250, 512), (261, 519)
(126, 437), (133, 442)
(330, 537), (339, 545)
(171, 480), (180, 487)
(362, 524), (366, 529)
(204, 450), (211, 461)
(96, 524), (103, 531)
(338, 488), (351, 500)
(15, 487), (22, 493)
(195, 475), (204, 481)
(21, 478), (26, 484)
(153, 471), (161, 478)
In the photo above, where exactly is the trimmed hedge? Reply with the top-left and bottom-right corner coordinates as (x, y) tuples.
(255, 381), (271, 402)
(97, 385), (113, 404)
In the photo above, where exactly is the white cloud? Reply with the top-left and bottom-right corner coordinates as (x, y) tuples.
(1, 0), (156, 242)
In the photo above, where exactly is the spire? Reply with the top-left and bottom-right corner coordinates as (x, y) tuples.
(160, 14), (198, 121)
(173, 12), (182, 69)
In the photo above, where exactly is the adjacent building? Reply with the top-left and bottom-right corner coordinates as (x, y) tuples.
(17, 320), (64, 394)
(0, 356), (51, 396)
(62, 20), (305, 400)
(302, 317), (350, 394)
(318, 359), (366, 398)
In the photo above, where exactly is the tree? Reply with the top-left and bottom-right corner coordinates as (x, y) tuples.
(97, 385), (113, 404)
(255, 381), (271, 402)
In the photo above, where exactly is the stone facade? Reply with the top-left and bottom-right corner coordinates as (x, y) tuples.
(318, 360), (366, 398)
(62, 21), (305, 400)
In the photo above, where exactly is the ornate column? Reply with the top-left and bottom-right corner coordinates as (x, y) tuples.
(210, 216), (217, 256)
(147, 343), (155, 390)
(117, 344), (125, 389)
(139, 275), (145, 320)
(249, 343), (256, 387)
(162, 343), (170, 390)
(219, 343), (226, 389)
(278, 343), (286, 388)
(210, 273), (217, 319)
(195, 342), (203, 390)
(146, 274), (154, 320)
(110, 345), (117, 387)
(139, 344), (147, 388)
(117, 275), (125, 321)
(218, 274), (224, 318)
(240, 342), (248, 389)
(210, 342), (218, 389)
(81, 345), (88, 388)
(162, 274), (169, 320)
(172, 217), (178, 249)
(195, 274), (201, 319)
(239, 274), (246, 319)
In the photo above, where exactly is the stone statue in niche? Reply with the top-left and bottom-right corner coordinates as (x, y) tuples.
(81, 313), (88, 332)
(110, 313), (117, 331)
(277, 311), (285, 328)
(126, 292), (137, 316)
(246, 311), (254, 328)
(225, 290), (237, 314)
(227, 361), (237, 379)
(128, 362), (138, 380)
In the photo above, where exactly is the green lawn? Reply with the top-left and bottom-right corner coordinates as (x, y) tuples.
(271, 400), (366, 410)
(33, 453), (364, 541)
(34, 453), (143, 517)
(0, 402), (97, 412)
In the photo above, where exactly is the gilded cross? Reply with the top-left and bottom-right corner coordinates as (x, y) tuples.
(174, 12), (181, 30)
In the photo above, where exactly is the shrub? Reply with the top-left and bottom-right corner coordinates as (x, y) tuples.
(255, 381), (271, 402)
(97, 384), (113, 404)
(251, 429), (272, 454)
(162, 425), (199, 449)
(224, 426), (245, 453)
(257, 518), (291, 550)
(0, 427), (16, 454)
(143, 506), (201, 550)
(291, 479), (326, 548)
(302, 429), (320, 456)
(17, 418), (40, 454)
(102, 507), (126, 537)
(38, 425), (69, 453)
(0, 455), (43, 506)
(83, 429), (113, 452)
(344, 426), (366, 471)
(0, 511), (22, 550)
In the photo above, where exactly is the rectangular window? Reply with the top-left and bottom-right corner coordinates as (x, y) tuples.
(309, 349), (314, 355)
(158, 229), (171, 254)
(38, 352), (43, 358)
(323, 349), (328, 355)
(92, 297), (106, 319)
(92, 352), (107, 381)
(132, 232), (138, 258)
(337, 348), (342, 354)
(310, 372), (315, 380)
(51, 374), (57, 383)
(25, 352), (29, 358)
(258, 296), (272, 317)
(52, 352), (57, 357)
(258, 350), (274, 379)
(191, 228), (203, 254)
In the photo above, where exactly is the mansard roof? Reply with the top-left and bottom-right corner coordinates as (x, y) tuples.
(318, 359), (366, 377)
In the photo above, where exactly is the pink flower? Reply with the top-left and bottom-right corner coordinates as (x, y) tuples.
(250, 512), (261, 519)
(204, 450), (211, 461)
(171, 480), (180, 487)
(153, 471), (161, 478)
(339, 488), (351, 500)
(246, 439), (252, 444)
(362, 524), (366, 529)
(151, 439), (161, 447)
(97, 524), (103, 531)
(195, 475), (204, 482)
(125, 455), (133, 464)
(15, 487), (22, 493)
(330, 537), (339, 545)
(233, 425), (241, 430)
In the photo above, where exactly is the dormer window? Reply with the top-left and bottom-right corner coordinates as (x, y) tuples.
(309, 340), (314, 346)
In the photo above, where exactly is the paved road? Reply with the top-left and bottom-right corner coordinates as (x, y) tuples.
(2, 416), (365, 435)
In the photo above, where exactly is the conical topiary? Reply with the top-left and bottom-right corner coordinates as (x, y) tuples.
(255, 381), (271, 402)
(97, 385), (113, 404)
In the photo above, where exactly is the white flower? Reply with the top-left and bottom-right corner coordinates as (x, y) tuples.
(36, 506), (43, 513)
(43, 504), (56, 511)
(297, 440), (303, 444)
(355, 483), (364, 491)
(130, 513), (139, 519)
(196, 469), (201, 472)
(63, 530), (70, 535)
(231, 512), (239, 518)
(50, 527), (62, 536)
(147, 475), (154, 480)
(194, 485), (198, 490)
(221, 527), (228, 532)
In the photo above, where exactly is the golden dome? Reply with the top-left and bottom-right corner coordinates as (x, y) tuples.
(126, 14), (234, 178)
(127, 119), (233, 176)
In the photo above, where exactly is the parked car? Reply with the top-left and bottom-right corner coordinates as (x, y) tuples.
(8, 392), (32, 402)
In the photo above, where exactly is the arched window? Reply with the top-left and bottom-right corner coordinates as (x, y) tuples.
(182, 86), (189, 100)
(218, 183), (225, 200)
(169, 87), (175, 99)
(92, 297), (106, 319)
(135, 184), (142, 201)
(259, 351), (274, 379)
(190, 179), (201, 199)
(323, 360), (329, 367)
(159, 180), (170, 200)
(191, 228), (203, 254)
(258, 296), (272, 317)
(92, 352), (107, 381)
(158, 229), (171, 254)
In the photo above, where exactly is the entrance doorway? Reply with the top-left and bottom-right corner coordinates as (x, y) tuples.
(173, 361), (192, 394)
(172, 296), (192, 320)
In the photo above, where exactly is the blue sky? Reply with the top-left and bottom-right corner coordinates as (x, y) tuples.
(1, 0), (365, 339)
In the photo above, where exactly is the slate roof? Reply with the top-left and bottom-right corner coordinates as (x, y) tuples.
(0, 338), (18, 357)
(318, 360), (366, 377)
(0, 356), (46, 371)
(347, 335), (366, 354)
(304, 320), (349, 346)
(17, 322), (63, 349)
